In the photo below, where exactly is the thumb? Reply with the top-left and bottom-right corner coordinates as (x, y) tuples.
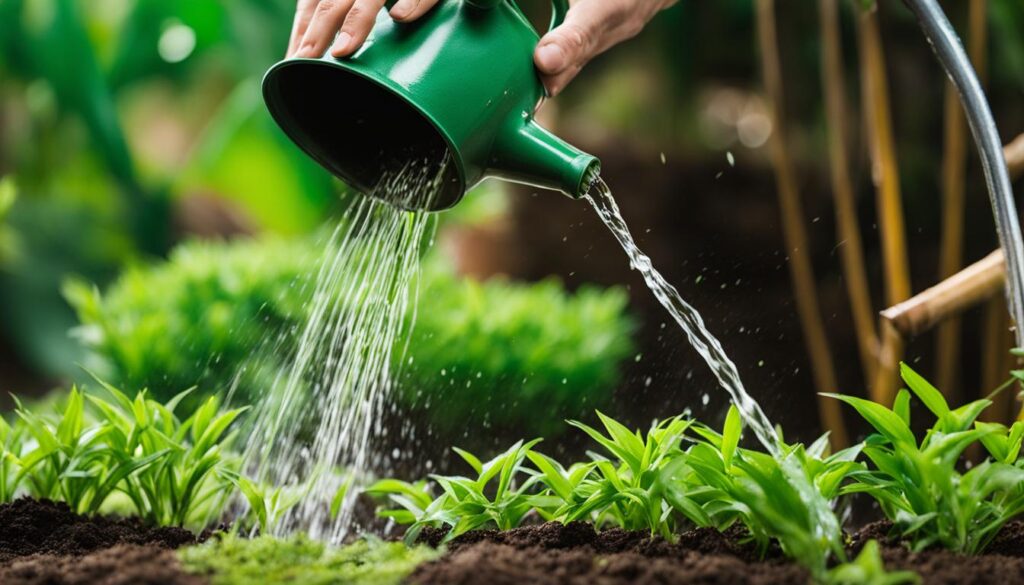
(534, 7), (603, 77)
(534, 0), (624, 95)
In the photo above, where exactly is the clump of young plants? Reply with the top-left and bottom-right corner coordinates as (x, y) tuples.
(663, 405), (863, 579)
(533, 412), (696, 537)
(367, 439), (546, 544)
(368, 406), (887, 583)
(828, 363), (1024, 554)
(179, 533), (439, 585)
(66, 235), (636, 435)
(1, 380), (246, 528)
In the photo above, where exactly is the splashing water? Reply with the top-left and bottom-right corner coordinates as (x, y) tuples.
(585, 177), (780, 453)
(584, 175), (840, 550)
(244, 156), (448, 543)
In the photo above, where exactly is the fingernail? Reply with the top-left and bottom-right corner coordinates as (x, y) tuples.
(390, 4), (410, 19)
(332, 31), (353, 56)
(390, 0), (415, 20)
(536, 44), (565, 73)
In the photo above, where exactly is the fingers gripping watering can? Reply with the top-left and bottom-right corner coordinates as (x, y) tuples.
(262, 0), (599, 211)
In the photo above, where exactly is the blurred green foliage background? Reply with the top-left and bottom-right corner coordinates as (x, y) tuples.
(2, 0), (1024, 449)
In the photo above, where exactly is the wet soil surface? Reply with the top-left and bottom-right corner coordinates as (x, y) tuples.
(6, 498), (1024, 584)
(0, 498), (202, 585)
(411, 521), (1024, 585)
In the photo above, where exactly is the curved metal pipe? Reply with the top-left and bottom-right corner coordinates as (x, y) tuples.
(903, 0), (1024, 346)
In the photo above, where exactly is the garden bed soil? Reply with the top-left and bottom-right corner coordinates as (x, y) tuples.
(6, 498), (1024, 584)
(0, 498), (201, 585)
(410, 521), (1024, 585)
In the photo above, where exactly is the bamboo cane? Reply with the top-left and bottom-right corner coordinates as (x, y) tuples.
(819, 0), (878, 387)
(756, 0), (849, 447)
(1007, 132), (1024, 179)
(981, 296), (1011, 414)
(881, 249), (1004, 337)
(936, 0), (988, 401)
(857, 4), (912, 406)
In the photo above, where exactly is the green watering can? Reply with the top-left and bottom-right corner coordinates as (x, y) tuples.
(262, 0), (599, 211)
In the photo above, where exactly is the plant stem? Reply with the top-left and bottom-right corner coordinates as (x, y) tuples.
(818, 0), (878, 388)
(936, 0), (988, 402)
(857, 3), (911, 406)
(756, 0), (848, 446)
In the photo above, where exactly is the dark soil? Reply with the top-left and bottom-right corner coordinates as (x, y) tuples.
(411, 522), (806, 585)
(0, 545), (204, 585)
(0, 498), (202, 585)
(410, 521), (1024, 585)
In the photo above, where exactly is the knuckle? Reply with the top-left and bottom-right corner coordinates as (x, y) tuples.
(560, 23), (591, 55)
(346, 3), (367, 22)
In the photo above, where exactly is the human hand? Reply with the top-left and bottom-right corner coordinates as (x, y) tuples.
(287, 0), (441, 59)
(534, 0), (677, 96)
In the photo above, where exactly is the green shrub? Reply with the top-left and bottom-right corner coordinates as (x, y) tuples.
(65, 235), (636, 435)
(178, 534), (439, 585)
(402, 262), (636, 434)
(64, 236), (317, 412)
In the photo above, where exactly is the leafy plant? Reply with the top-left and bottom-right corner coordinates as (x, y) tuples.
(401, 260), (636, 436)
(66, 236), (636, 436)
(366, 439), (546, 544)
(2, 381), (246, 528)
(178, 533), (439, 585)
(533, 412), (695, 537)
(827, 363), (1024, 554)
(826, 540), (919, 585)
(664, 406), (862, 579)
(232, 475), (307, 534)
(369, 407), (915, 582)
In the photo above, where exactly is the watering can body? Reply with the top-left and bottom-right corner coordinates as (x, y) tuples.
(263, 0), (599, 211)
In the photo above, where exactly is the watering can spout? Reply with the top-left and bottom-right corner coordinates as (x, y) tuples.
(492, 119), (600, 199)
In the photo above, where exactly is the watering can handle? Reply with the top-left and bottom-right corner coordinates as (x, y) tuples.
(548, 0), (569, 31)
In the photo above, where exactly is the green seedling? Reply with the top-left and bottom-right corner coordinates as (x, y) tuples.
(232, 475), (307, 534)
(664, 405), (862, 580)
(87, 380), (247, 527)
(366, 439), (545, 544)
(2, 381), (246, 528)
(536, 412), (694, 537)
(11, 387), (168, 514)
(0, 413), (26, 502)
(826, 540), (920, 585)
(828, 363), (1024, 554)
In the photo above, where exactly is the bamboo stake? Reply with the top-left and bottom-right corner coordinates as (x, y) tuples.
(756, 0), (848, 447)
(1007, 132), (1024, 179)
(819, 0), (879, 387)
(935, 0), (987, 401)
(857, 4), (912, 406)
(981, 296), (1010, 409)
(881, 249), (1004, 337)
(999, 329), (1019, 424)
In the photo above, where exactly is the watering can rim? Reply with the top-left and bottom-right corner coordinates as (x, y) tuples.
(262, 56), (469, 204)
